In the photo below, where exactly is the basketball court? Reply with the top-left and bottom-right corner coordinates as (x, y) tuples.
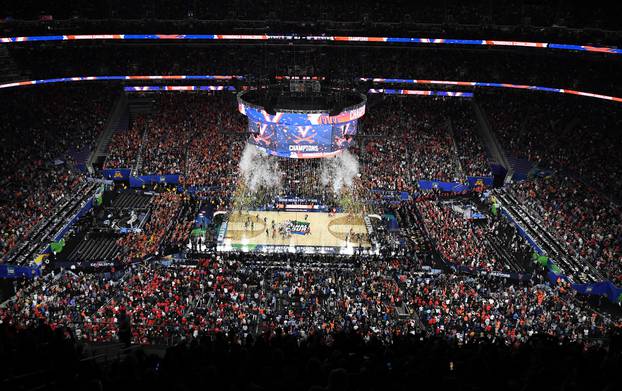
(216, 210), (378, 254)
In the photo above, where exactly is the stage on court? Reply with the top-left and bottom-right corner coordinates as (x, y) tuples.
(216, 210), (378, 255)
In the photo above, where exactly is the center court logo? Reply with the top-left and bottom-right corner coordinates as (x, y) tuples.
(287, 220), (310, 235)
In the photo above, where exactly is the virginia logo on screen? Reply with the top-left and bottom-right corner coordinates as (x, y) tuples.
(287, 220), (311, 235)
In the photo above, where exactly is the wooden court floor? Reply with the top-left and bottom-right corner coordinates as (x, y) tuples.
(223, 210), (371, 248)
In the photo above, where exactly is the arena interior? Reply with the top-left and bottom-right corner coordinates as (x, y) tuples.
(1, 1), (622, 390)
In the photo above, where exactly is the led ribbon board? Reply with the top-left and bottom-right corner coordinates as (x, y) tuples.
(0, 75), (242, 89)
(0, 75), (620, 104)
(368, 89), (473, 97)
(124, 85), (235, 91)
(361, 78), (622, 103)
(1, 34), (620, 55)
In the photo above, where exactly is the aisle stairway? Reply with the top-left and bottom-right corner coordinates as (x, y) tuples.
(88, 94), (129, 172)
(396, 203), (442, 268)
(128, 95), (158, 175)
(484, 223), (530, 272)
(471, 100), (513, 183)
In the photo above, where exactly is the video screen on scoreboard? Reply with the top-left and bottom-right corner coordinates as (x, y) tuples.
(248, 121), (278, 150)
(241, 101), (363, 158)
(332, 121), (357, 150)
(248, 121), (336, 157)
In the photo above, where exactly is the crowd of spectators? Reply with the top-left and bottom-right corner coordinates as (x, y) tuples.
(5, 0), (617, 27)
(82, 263), (205, 343)
(417, 200), (499, 271)
(115, 191), (189, 261)
(102, 92), (503, 205)
(481, 92), (622, 195)
(448, 100), (492, 177)
(415, 198), (534, 272)
(409, 273), (612, 344)
(0, 270), (113, 330)
(103, 116), (143, 170)
(361, 98), (461, 189)
(160, 193), (196, 255)
(1, 253), (618, 350)
(505, 175), (622, 283)
(137, 95), (196, 175)
(2, 318), (621, 390)
(184, 99), (244, 189)
(4, 1), (622, 37)
(359, 97), (490, 192)
(0, 86), (113, 260)
(105, 93), (243, 193)
(106, 95), (195, 174)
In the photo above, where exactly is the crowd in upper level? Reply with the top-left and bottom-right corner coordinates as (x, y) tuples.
(481, 92), (622, 195)
(2, 1), (621, 31)
(359, 97), (490, 193)
(0, 86), (113, 259)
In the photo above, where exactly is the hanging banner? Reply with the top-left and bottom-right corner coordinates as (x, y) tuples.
(102, 168), (131, 181)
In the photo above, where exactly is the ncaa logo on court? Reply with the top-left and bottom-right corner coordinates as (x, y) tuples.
(287, 220), (310, 235)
